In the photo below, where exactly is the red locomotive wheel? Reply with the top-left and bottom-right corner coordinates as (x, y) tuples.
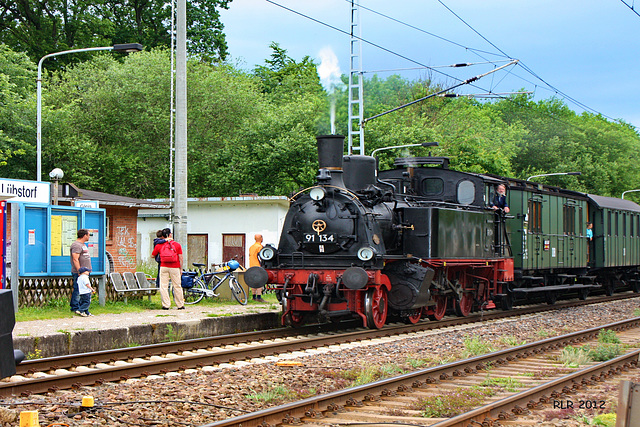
(403, 308), (422, 324)
(364, 286), (388, 329)
(454, 293), (473, 317)
(427, 295), (447, 321)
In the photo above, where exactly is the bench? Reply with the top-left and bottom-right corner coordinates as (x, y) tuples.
(109, 272), (157, 302)
(109, 272), (139, 303)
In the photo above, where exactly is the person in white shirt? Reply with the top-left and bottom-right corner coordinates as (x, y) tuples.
(76, 267), (95, 317)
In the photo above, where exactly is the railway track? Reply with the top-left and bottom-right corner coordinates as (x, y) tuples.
(2, 293), (637, 398)
(202, 316), (640, 427)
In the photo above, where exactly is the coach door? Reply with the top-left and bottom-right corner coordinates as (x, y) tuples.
(222, 234), (245, 268)
(528, 197), (543, 270)
(187, 234), (208, 268)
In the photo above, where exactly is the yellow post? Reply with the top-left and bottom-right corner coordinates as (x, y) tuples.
(19, 411), (39, 427)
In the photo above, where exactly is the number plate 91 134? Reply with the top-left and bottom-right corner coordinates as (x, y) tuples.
(304, 233), (336, 243)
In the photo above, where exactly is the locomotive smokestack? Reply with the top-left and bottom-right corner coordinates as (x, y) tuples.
(317, 135), (345, 170)
(316, 135), (346, 188)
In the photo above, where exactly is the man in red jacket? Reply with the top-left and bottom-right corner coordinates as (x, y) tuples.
(151, 228), (184, 310)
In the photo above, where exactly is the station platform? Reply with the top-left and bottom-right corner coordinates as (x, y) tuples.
(12, 302), (282, 358)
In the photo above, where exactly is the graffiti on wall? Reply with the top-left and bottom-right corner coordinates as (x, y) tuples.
(118, 248), (136, 269)
(116, 225), (137, 269)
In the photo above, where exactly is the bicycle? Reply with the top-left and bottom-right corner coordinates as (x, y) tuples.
(179, 260), (248, 305)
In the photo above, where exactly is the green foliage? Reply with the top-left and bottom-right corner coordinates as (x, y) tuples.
(462, 336), (494, 357)
(0, 45), (35, 175)
(0, 0), (232, 67)
(416, 386), (495, 417)
(479, 376), (523, 392)
(247, 385), (293, 403)
(341, 364), (405, 386)
(591, 413), (616, 426)
(500, 336), (527, 347)
(597, 329), (620, 344)
(589, 343), (622, 362)
(559, 345), (592, 367)
(559, 342), (622, 366)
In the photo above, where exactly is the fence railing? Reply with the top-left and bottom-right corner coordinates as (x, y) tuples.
(6, 276), (146, 308)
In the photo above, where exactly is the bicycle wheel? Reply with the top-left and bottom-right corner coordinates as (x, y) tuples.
(182, 278), (206, 304)
(229, 276), (248, 305)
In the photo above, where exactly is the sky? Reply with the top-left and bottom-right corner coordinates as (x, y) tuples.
(219, 0), (640, 130)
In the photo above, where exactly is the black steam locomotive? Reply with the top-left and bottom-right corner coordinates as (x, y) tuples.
(244, 135), (640, 328)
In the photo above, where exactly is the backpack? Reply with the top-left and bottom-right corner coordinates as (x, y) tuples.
(159, 241), (179, 264)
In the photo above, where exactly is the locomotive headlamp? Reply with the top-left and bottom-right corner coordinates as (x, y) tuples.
(309, 187), (326, 201)
(357, 246), (375, 261)
(259, 245), (275, 261)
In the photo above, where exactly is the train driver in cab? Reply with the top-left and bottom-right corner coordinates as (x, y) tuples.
(490, 184), (510, 214)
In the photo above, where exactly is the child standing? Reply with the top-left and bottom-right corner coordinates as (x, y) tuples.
(76, 267), (95, 317)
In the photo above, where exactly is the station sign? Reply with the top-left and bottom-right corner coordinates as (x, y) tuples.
(0, 179), (50, 204)
(74, 200), (99, 208)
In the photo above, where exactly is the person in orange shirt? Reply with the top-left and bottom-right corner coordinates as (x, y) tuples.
(248, 234), (265, 302)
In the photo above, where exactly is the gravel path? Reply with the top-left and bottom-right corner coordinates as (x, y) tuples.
(2, 298), (639, 426)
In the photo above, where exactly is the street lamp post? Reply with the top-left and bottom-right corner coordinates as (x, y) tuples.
(36, 43), (143, 181)
(622, 189), (640, 199)
(526, 171), (581, 182)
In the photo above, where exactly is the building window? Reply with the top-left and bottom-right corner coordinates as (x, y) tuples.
(106, 216), (111, 240)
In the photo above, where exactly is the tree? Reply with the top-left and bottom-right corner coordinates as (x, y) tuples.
(0, 44), (36, 176)
(0, 0), (232, 67)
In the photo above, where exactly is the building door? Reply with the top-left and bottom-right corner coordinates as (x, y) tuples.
(222, 234), (245, 268)
(187, 234), (208, 269)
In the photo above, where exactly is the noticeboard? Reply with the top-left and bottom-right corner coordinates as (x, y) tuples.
(18, 203), (105, 276)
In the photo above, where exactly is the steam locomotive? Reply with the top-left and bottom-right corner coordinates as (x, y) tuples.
(244, 135), (640, 328)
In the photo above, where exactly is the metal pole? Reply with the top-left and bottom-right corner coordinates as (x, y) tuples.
(10, 203), (19, 311)
(173, 0), (188, 256)
(622, 189), (640, 199)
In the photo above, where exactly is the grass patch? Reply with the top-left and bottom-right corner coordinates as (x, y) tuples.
(479, 376), (524, 392)
(247, 385), (293, 403)
(559, 345), (592, 367)
(462, 337), (494, 357)
(416, 387), (495, 417)
(559, 343), (622, 367)
(342, 364), (406, 386)
(500, 336), (526, 347)
(597, 329), (620, 344)
(536, 329), (552, 338)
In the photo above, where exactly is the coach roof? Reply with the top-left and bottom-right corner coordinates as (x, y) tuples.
(588, 194), (640, 213)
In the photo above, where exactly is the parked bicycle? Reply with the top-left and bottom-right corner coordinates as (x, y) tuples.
(179, 259), (248, 305)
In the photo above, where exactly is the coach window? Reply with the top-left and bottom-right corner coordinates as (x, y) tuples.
(623, 213), (627, 236)
(563, 205), (575, 236)
(421, 178), (444, 196)
(608, 211), (612, 236)
(616, 212), (619, 236)
(457, 180), (475, 205)
(631, 214), (634, 237)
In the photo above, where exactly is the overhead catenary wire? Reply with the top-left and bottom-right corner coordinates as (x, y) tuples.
(620, 0), (640, 18)
(363, 60), (518, 125)
(263, 0), (636, 131)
